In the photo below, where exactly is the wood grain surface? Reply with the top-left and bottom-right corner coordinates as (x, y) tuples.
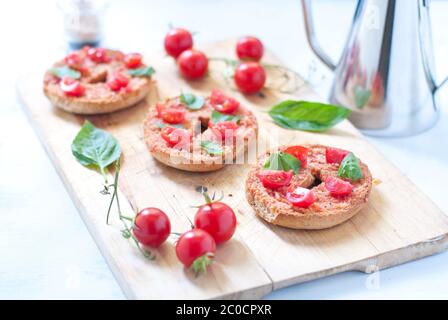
(17, 40), (448, 299)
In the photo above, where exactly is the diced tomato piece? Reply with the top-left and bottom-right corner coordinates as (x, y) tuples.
(124, 53), (142, 69)
(107, 73), (130, 92)
(64, 52), (83, 68)
(284, 145), (309, 168)
(209, 89), (239, 114)
(160, 127), (192, 148)
(257, 170), (293, 189)
(286, 186), (316, 208)
(157, 104), (186, 124)
(87, 47), (109, 63)
(326, 147), (350, 164)
(325, 176), (353, 197)
(209, 121), (238, 140)
(60, 77), (85, 97)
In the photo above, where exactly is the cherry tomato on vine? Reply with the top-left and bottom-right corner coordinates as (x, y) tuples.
(132, 207), (171, 248)
(325, 176), (353, 197)
(124, 53), (142, 69)
(209, 89), (240, 114)
(257, 170), (293, 189)
(236, 36), (264, 61)
(160, 127), (192, 148)
(325, 147), (350, 164)
(194, 196), (237, 244)
(164, 28), (194, 58)
(284, 146), (309, 168)
(176, 229), (216, 274)
(60, 77), (85, 97)
(234, 62), (266, 94)
(177, 49), (208, 80)
(286, 186), (316, 208)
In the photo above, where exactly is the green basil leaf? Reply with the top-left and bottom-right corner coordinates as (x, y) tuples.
(180, 93), (205, 110)
(263, 151), (301, 174)
(210, 110), (241, 124)
(338, 152), (363, 181)
(49, 66), (81, 79)
(354, 86), (371, 109)
(127, 66), (155, 77)
(201, 140), (223, 156)
(71, 120), (121, 172)
(268, 100), (351, 132)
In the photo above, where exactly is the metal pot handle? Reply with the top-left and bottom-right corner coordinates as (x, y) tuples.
(418, 0), (448, 94)
(301, 0), (337, 71)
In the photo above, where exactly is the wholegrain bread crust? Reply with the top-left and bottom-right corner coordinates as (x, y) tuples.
(246, 145), (372, 229)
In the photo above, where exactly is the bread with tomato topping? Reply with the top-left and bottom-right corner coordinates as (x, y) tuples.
(43, 47), (154, 114)
(246, 145), (372, 229)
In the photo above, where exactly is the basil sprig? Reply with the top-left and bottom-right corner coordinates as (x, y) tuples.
(180, 93), (205, 110)
(268, 100), (351, 132)
(127, 66), (155, 77)
(49, 66), (81, 79)
(263, 151), (301, 174)
(201, 140), (223, 156)
(338, 153), (363, 181)
(71, 120), (121, 175)
(210, 110), (240, 124)
(354, 85), (371, 109)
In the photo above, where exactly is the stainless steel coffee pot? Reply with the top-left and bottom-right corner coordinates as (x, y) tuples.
(301, 0), (448, 137)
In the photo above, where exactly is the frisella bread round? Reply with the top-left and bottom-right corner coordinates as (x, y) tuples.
(43, 47), (154, 114)
(246, 145), (372, 229)
(143, 89), (258, 172)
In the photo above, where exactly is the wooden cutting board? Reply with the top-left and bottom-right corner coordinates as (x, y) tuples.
(17, 40), (448, 299)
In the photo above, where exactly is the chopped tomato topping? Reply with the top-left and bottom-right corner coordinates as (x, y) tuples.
(60, 77), (85, 97)
(107, 73), (130, 92)
(160, 127), (192, 149)
(156, 104), (186, 124)
(286, 186), (316, 208)
(326, 147), (350, 164)
(325, 176), (353, 197)
(257, 170), (293, 189)
(284, 146), (309, 168)
(209, 89), (239, 114)
(87, 47), (109, 63)
(209, 121), (238, 140)
(124, 53), (142, 69)
(64, 52), (83, 68)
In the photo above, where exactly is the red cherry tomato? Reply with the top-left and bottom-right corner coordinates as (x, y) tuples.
(64, 52), (83, 68)
(284, 146), (309, 168)
(157, 104), (186, 124)
(194, 202), (237, 244)
(86, 47), (109, 63)
(325, 147), (350, 164)
(234, 62), (266, 94)
(164, 28), (194, 58)
(176, 229), (216, 271)
(132, 208), (171, 248)
(177, 49), (208, 80)
(107, 73), (130, 91)
(236, 36), (264, 61)
(124, 53), (142, 69)
(286, 186), (316, 208)
(257, 170), (293, 189)
(325, 176), (353, 197)
(160, 127), (192, 148)
(209, 89), (240, 114)
(209, 121), (238, 140)
(60, 77), (85, 97)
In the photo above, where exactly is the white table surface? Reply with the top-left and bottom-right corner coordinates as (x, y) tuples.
(1, 0), (448, 299)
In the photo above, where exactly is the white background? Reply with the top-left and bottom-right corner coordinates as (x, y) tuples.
(0, 0), (447, 299)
